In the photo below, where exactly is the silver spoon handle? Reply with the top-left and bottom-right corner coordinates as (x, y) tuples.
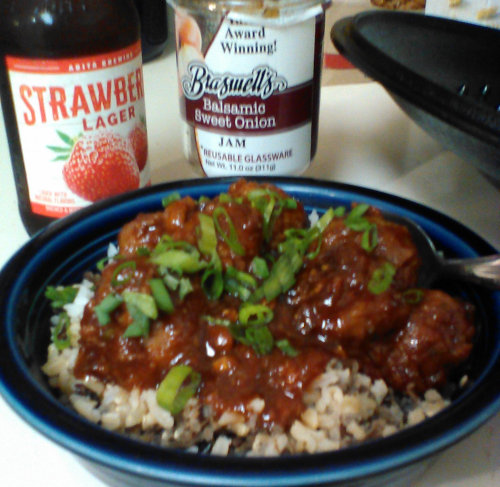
(441, 255), (500, 289)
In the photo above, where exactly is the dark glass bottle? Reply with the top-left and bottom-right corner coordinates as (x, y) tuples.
(0, 0), (149, 235)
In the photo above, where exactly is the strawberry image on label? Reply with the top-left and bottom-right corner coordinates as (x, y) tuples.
(53, 130), (140, 202)
(128, 122), (148, 172)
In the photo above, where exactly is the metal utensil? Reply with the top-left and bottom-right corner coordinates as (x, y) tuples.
(387, 214), (500, 289)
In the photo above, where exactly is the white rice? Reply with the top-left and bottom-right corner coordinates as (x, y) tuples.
(42, 280), (452, 456)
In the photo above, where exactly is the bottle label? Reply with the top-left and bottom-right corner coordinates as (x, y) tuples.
(175, 8), (324, 176)
(6, 41), (150, 217)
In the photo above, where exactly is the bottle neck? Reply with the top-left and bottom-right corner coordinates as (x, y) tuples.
(0, 0), (140, 58)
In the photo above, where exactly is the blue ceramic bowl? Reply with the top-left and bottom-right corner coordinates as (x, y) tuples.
(0, 177), (499, 487)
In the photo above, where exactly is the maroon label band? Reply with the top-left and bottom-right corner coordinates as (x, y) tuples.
(180, 82), (314, 134)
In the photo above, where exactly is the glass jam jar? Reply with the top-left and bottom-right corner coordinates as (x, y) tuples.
(168, 0), (331, 176)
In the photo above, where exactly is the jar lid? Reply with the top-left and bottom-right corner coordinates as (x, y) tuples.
(168, 0), (331, 25)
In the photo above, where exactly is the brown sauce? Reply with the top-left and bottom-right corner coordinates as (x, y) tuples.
(74, 179), (474, 430)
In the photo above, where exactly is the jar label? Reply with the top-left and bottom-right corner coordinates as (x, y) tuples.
(175, 8), (324, 176)
(6, 41), (150, 217)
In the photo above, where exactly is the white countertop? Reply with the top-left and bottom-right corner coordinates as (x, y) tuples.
(0, 33), (499, 487)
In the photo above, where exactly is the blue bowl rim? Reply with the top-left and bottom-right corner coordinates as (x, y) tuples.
(0, 176), (499, 486)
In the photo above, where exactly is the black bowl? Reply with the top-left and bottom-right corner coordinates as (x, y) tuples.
(331, 11), (500, 184)
(0, 177), (499, 487)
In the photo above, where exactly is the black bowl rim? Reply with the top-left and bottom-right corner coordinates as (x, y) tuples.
(331, 11), (500, 148)
(0, 176), (499, 486)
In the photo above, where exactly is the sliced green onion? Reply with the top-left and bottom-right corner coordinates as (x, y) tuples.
(305, 234), (323, 260)
(361, 224), (378, 252)
(96, 254), (120, 271)
(344, 204), (371, 232)
(162, 271), (180, 291)
(276, 338), (299, 357)
(218, 193), (232, 203)
(122, 291), (158, 319)
(179, 277), (193, 300)
(252, 249), (302, 302)
(162, 192), (181, 208)
(111, 261), (136, 287)
(213, 207), (245, 256)
(238, 303), (273, 326)
(250, 256), (269, 279)
(123, 303), (150, 338)
(344, 204), (379, 253)
(94, 293), (123, 325)
(346, 203), (370, 223)
(197, 213), (217, 256)
(281, 228), (311, 255)
(247, 188), (297, 243)
(402, 288), (424, 304)
(151, 248), (206, 274)
(244, 326), (274, 355)
(136, 247), (151, 257)
(227, 266), (257, 289)
(51, 312), (71, 350)
(149, 278), (174, 313)
(368, 262), (396, 294)
(201, 260), (223, 300)
(45, 285), (78, 308)
(152, 236), (196, 256)
(283, 198), (297, 209)
(314, 207), (335, 233)
(224, 266), (257, 301)
(201, 315), (233, 327)
(333, 206), (346, 217)
(280, 208), (336, 261)
(224, 279), (252, 301)
(156, 365), (201, 414)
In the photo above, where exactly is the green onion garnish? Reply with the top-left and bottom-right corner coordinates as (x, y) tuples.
(250, 256), (269, 279)
(162, 271), (180, 291)
(162, 192), (181, 208)
(149, 278), (174, 313)
(197, 213), (217, 256)
(247, 188), (297, 242)
(361, 224), (378, 252)
(151, 248), (206, 274)
(252, 249), (302, 302)
(368, 262), (396, 294)
(136, 247), (151, 257)
(212, 207), (245, 256)
(344, 204), (379, 253)
(224, 266), (257, 301)
(276, 338), (299, 357)
(402, 288), (424, 304)
(156, 365), (201, 414)
(94, 293), (123, 325)
(201, 315), (233, 327)
(51, 312), (71, 350)
(152, 235), (188, 255)
(122, 291), (158, 319)
(201, 261), (223, 300)
(238, 303), (273, 326)
(218, 193), (232, 203)
(345, 203), (370, 225)
(243, 325), (274, 355)
(45, 285), (78, 308)
(111, 261), (136, 287)
(179, 277), (193, 299)
(123, 303), (150, 338)
(314, 207), (336, 233)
